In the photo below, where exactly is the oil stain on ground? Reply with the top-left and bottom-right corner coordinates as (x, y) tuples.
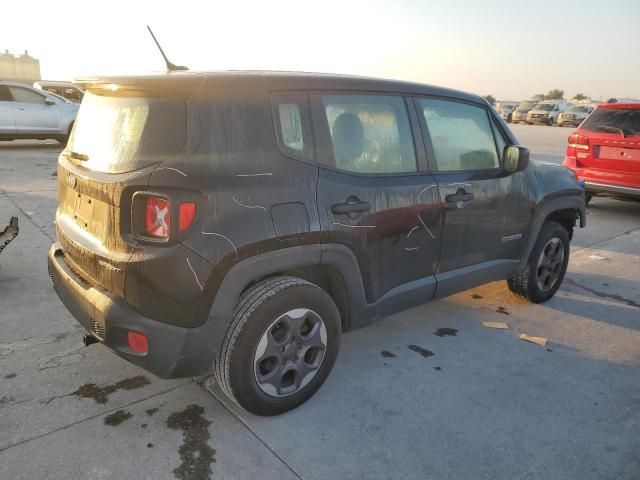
(408, 345), (434, 358)
(496, 307), (510, 315)
(434, 328), (458, 337)
(4, 373), (17, 379)
(104, 409), (132, 426)
(146, 407), (160, 417)
(471, 294), (483, 299)
(167, 404), (215, 480)
(565, 278), (640, 309)
(72, 375), (151, 404)
(381, 350), (396, 358)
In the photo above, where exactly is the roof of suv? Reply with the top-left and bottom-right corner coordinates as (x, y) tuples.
(74, 70), (486, 105)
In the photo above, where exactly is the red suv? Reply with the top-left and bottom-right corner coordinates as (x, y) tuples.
(563, 103), (640, 204)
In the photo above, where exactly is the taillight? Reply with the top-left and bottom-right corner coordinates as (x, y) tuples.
(179, 202), (196, 231)
(127, 331), (148, 354)
(568, 133), (590, 150)
(145, 197), (171, 238)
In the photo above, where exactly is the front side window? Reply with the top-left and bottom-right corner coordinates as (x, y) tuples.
(419, 98), (500, 171)
(322, 95), (416, 174)
(9, 87), (45, 104)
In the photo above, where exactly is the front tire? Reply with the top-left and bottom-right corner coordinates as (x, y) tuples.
(214, 276), (341, 416)
(507, 221), (570, 303)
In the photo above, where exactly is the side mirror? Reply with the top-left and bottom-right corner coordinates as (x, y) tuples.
(44, 98), (55, 106)
(503, 146), (529, 173)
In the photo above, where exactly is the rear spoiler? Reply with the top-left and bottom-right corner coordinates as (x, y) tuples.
(0, 217), (19, 255)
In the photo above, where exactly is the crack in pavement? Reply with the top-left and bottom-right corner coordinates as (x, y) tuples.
(564, 278), (640, 310)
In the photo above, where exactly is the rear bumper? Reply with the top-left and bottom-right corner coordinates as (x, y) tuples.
(47, 243), (219, 378)
(584, 181), (640, 197)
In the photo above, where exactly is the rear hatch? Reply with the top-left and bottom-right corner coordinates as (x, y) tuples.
(56, 83), (188, 295)
(578, 105), (640, 174)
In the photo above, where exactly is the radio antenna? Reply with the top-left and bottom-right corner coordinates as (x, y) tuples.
(146, 26), (188, 72)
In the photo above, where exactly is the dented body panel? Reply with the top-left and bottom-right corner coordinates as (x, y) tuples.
(48, 71), (585, 378)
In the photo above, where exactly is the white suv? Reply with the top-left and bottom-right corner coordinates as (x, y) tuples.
(526, 101), (569, 126)
(0, 81), (79, 143)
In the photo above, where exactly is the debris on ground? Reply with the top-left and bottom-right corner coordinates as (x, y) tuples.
(519, 334), (548, 346)
(482, 321), (509, 329)
(0, 217), (19, 254)
(589, 255), (608, 261)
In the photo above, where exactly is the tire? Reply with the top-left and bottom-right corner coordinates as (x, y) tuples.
(213, 276), (341, 416)
(548, 117), (554, 126)
(507, 221), (570, 303)
(585, 194), (593, 205)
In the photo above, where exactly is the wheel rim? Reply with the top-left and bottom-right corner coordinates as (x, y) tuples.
(536, 237), (565, 292)
(253, 308), (327, 397)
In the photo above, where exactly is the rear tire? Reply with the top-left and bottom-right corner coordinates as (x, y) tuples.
(213, 276), (341, 416)
(507, 221), (570, 303)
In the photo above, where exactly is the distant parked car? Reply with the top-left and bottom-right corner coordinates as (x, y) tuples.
(0, 81), (78, 143)
(556, 104), (596, 127)
(563, 102), (640, 203)
(34, 80), (84, 103)
(527, 101), (569, 126)
(495, 101), (518, 123)
(511, 101), (537, 124)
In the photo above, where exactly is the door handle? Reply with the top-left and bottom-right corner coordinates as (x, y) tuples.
(445, 192), (474, 204)
(331, 201), (371, 215)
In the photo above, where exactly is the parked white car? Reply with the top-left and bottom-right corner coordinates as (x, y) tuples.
(0, 81), (78, 143)
(526, 101), (569, 126)
(34, 80), (84, 103)
(494, 101), (518, 123)
(556, 104), (596, 127)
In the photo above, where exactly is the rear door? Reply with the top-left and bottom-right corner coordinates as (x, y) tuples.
(313, 92), (442, 304)
(8, 86), (61, 133)
(414, 97), (528, 294)
(0, 85), (16, 134)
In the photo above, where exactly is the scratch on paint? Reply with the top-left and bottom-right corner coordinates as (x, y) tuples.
(417, 214), (436, 240)
(186, 258), (203, 291)
(155, 167), (188, 177)
(332, 222), (376, 229)
(232, 196), (267, 211)
(418, 184), (438, 196)
(236, 173), (273, 177)
(446, 182), (471, 188)
(406, 225), (420, 239)
(405, 246), (420, 251)
(202, 231), (239, 261)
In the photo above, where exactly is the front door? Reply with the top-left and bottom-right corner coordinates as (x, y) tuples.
(414, 97), (529, 296)
(313, 93), (442, 304)
(0, 85), (16, 135)
(8, 86), (61, 133)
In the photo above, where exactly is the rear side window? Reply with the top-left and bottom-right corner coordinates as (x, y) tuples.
(419, 98), (500, 171)
(581, 108), (640, 136)
(271, 93), (313, 162)
(9, 87), (45, 104)
(321, 94), (416, 174)
(0, 86), (11, 101)
(67, 90), (186, 173)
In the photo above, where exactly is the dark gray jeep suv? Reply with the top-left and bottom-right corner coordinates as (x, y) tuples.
(48, 71), (585, 415)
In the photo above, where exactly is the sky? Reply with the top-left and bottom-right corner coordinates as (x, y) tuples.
(2, 0), (639, 100)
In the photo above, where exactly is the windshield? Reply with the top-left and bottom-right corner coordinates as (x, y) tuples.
(534, 104), (554, 111)
(66, 91), (186, 173)
(567, 106), (589, 113)
(516, 101), (535, 111)
(581, 108), (640, 136)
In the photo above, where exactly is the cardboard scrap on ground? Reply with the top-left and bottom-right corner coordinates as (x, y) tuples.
(589, 254), (608, 261)
(519, 333), (548, 347)
(482, 321), (509, 329)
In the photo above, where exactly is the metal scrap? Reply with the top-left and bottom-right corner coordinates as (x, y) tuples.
(0, 217), (19, 254)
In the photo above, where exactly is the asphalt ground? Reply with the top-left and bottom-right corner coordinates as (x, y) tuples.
(1, 123), (639, 479)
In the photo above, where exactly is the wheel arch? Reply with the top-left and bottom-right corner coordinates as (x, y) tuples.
(520, 196), (586, 269)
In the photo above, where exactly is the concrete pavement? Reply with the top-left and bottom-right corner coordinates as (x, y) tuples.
(1, 132), (639, 479)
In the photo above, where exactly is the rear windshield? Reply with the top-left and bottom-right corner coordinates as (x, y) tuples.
(67, 90), (186, 173)
(581, 108), (640, 136)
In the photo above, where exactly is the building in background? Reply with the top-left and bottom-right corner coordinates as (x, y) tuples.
(0, 50), (41, 85)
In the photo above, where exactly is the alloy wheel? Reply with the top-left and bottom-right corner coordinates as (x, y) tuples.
(536, 237), (565, 292)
